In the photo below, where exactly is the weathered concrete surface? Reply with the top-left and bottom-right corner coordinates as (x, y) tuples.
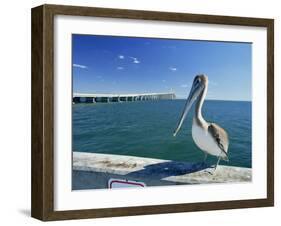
(73, 152), (252, 190)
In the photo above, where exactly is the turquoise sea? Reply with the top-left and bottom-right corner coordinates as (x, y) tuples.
(73, 100), (252, 168)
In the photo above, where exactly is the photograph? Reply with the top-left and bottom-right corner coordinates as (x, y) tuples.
(71, 34), (252, 190)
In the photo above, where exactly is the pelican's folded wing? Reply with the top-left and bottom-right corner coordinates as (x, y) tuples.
(208, 123), (229, 159)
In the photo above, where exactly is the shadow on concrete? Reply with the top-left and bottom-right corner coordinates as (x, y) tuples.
(72, 162), (211, 190)
(126, 161), (211, 180)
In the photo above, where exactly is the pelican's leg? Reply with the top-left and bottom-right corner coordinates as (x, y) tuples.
(213, 156), (221, 173)
(203, 153), (212, 174)
(206, 156), (221, 175)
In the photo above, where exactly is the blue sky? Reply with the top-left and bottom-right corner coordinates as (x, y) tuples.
(72, 34), (252, 101)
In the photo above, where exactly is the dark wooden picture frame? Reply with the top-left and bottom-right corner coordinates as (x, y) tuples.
(31, 4), (274, 221)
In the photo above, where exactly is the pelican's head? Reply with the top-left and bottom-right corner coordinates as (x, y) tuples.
(173, 74), (208, 136)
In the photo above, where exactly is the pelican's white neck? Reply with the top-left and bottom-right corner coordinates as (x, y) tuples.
(195, 84), (208, 126)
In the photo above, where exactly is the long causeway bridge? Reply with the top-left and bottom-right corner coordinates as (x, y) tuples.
(73, 92), (176, 103)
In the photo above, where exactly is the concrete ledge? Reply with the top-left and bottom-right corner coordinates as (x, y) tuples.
(73, 152), (252, 190)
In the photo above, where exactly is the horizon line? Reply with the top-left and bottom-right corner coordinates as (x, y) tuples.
(176, 98), (251, 102)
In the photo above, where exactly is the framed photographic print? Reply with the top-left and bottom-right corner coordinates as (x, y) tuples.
(31, 4), (274, 221)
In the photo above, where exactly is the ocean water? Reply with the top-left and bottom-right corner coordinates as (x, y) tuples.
(73, 100), (252, 168)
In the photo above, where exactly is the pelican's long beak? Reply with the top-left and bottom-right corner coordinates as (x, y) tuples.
(173, 81), (204, 137)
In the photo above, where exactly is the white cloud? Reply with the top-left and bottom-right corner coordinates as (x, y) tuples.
(117, 66), (124, 70)
(118, 55), (125, 59)
(180, 84), (189, 88)
(209, 80), (218, 86)
(169, 67), (177, 71)
(129, 56), (140, 64)
(73, 63), (88, 69)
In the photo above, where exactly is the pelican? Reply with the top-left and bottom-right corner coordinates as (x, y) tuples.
(173, 75), (229, 172)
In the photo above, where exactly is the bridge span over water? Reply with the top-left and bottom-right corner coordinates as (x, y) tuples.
(73, 92), (176, 103)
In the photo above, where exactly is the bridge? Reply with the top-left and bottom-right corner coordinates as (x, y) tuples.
(73, 92), (176, 103)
